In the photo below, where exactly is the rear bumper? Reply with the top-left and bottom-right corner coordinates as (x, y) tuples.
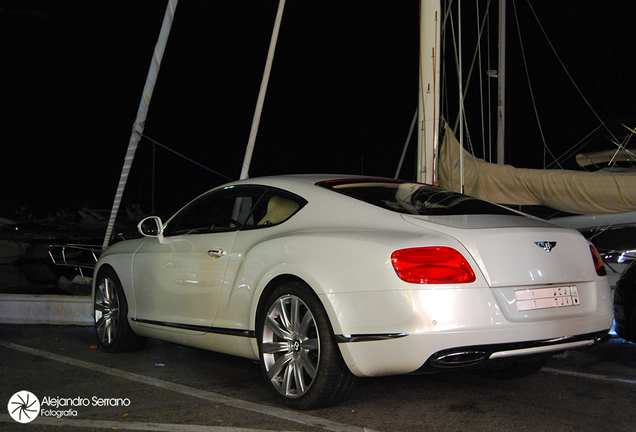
(420, 330), (610, 371)
(336, 327), (611, 377)
(326, 282), (613, 377)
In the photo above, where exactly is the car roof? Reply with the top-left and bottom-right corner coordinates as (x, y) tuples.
(222, 174), (414, 192)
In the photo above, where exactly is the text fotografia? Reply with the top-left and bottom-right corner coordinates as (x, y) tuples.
(41, 396), (131, 408)
(40, 409), (78, 419)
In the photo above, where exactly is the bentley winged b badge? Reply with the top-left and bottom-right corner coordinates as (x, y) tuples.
(535, 241), (557, 252)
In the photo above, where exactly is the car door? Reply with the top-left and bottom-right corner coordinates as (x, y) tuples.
(131, 187), (267, 329)
(211, 189), (307, 330)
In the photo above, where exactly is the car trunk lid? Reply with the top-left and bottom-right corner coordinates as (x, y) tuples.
(402, 214), (597, 287)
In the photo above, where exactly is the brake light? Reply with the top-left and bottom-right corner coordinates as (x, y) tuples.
(391, 247), (476, 284)
(590, 245), (607, 277)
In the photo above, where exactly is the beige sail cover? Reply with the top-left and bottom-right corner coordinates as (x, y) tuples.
(439, 125), (636, 215)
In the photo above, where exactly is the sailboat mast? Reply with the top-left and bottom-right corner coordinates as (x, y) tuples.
(240, 0), (286, 180)
(458, 1), (464, 192)
(102, 0), (179, 250)
(417, 0), (442, 185)
(497, 0), (506, 164)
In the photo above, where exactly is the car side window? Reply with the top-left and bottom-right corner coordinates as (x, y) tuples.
(163, 187), (306, 236)
(242, 191), (304, 229)
(164, 187), (266, 236)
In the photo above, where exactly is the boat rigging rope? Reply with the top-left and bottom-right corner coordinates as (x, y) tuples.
(447, 0), (620, 172)
(523, 0), (618, 147)
(512, 0), (561, 169)
(141, 134), (234, 182)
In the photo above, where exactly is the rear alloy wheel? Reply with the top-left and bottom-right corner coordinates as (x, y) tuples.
(258, 281), (355, 409)
(94, 268), (146, 353)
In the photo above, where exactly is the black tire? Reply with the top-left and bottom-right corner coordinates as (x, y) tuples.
(94, 267), (146, 353)
(257, 281), (356, 409)
(613, 286), (631, 341)
(630, 307), (636, 342)
(614, 260), (636, 342)
(479, 354), (551, 380)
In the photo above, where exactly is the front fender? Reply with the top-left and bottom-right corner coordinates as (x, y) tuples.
(92, 238), (146, 317)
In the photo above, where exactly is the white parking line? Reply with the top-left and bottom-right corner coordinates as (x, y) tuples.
(0, 341), (377, 432)
(542, 367), (636, 385)
(1, 415), (293, 432)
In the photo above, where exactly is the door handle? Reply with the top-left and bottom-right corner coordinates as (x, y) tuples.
(207, 249), (227, 258)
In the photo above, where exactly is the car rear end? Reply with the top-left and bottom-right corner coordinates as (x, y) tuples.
(317, 179), (613, 377)
(401, 215), (612, 370)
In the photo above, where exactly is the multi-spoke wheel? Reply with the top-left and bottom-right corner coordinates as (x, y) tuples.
(258, 281), (355, 409)
(94, 268), (146, 353)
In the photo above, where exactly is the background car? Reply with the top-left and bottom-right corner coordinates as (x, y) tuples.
(577, 224), (636, 288)
(93, 175), (613, 409)
(614, 260), (636, 342)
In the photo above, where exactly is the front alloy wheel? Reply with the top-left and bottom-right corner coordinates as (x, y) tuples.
(94, 268), (146, 353)
(258, 281), (355, 409)
(94, 274), (120, 347)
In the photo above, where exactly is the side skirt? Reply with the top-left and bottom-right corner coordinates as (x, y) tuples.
(131, 317), (255, 338)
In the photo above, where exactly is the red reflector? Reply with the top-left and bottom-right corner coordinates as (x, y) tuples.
(391, 247), (476, 284)
(590, 245), (607, 277)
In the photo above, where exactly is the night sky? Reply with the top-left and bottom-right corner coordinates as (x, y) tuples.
(2, 1), (634, 219)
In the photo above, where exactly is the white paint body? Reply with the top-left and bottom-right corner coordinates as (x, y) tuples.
(95, 175), (613, 377)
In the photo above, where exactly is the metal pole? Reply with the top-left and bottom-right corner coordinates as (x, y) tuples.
(395, 109), (418, 179)
(240, 0), (286, 180)
(458, 0), (464, 192)
(417, 0), (441, 185)
(102, 0), (179, 250)
(497, 0), (506, 164)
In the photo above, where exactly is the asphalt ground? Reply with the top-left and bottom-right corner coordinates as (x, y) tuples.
(1, 324), (636, 432)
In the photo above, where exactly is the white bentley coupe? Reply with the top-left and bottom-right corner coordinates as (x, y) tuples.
(93, 175), (613, 409)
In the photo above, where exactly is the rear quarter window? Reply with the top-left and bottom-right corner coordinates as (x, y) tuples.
(317, 179), (519, 217)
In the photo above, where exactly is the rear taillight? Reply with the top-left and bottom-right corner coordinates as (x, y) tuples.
(391, 247), (476, 284)
(590, 245), (607, 277)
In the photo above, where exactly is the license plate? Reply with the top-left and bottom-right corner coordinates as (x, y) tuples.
(514, 286), (579, 311)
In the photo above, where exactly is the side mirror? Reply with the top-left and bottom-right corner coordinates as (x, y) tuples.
(137, 216), (164, 241)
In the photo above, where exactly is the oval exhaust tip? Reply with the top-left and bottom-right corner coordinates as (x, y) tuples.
(430, 351), (488, 368)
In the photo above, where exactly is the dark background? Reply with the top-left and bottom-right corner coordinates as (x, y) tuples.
(2, 1), (634, 219)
